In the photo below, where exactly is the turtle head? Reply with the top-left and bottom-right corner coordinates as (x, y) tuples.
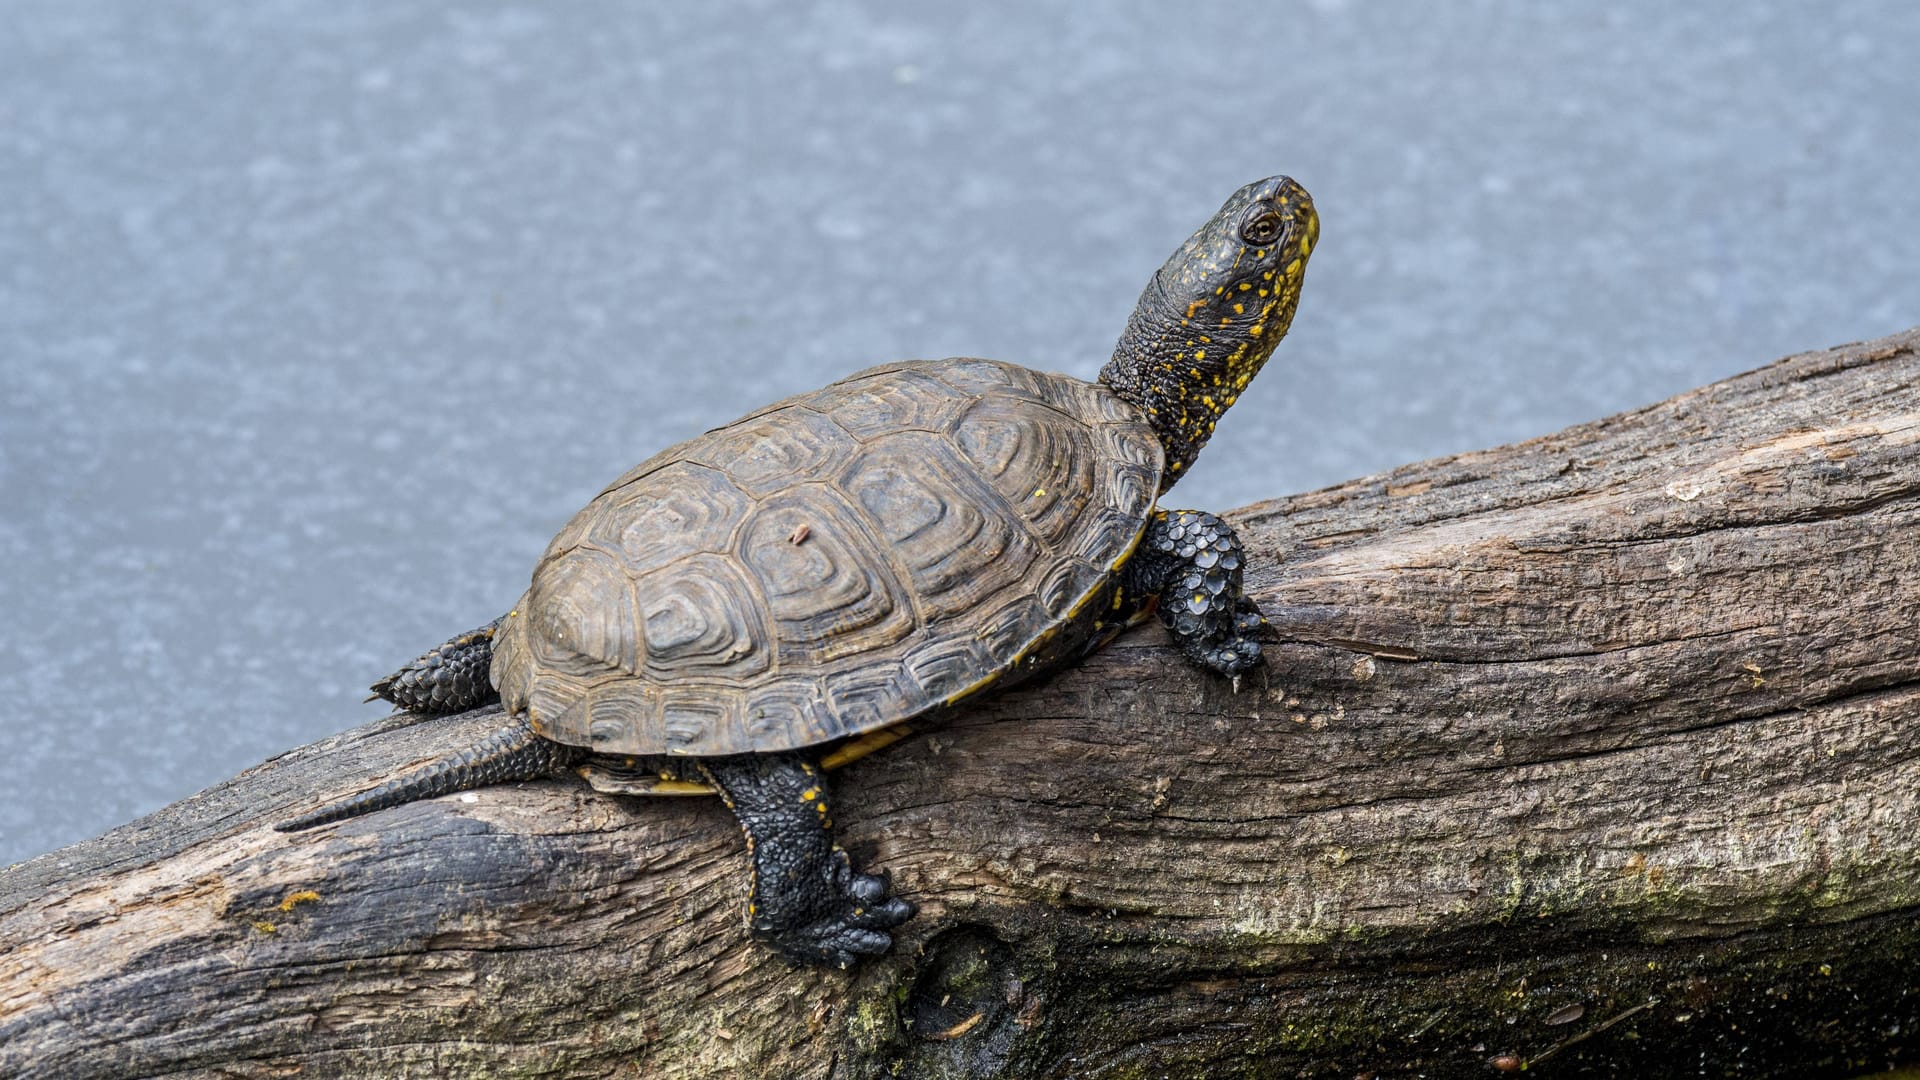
(1100, 176), (1318, 487)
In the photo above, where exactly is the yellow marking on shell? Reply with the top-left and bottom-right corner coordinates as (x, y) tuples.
(650, 780), (714, 794)
(944, 670), (1001, 707)
(1064, 511), (1153, 617)
(1237, 282), (1251, 291)
(579, 763), (716, 795)
(1232, 303), (1245, 315)
(800, 787), (820, 802)
(945, 607), (1089, 704)
(819, 724), (914, 769)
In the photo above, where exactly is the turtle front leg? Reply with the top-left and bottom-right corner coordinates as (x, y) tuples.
(368, 616), (505, 714)
(698, 752), (915, 968)
(1120, 509), (1265, 681)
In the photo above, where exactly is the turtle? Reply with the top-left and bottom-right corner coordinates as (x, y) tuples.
(279, 175), (1320, 968)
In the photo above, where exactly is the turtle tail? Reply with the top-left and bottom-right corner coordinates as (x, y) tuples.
(366, 617), (505, 714)
(276, 715), (585, 832)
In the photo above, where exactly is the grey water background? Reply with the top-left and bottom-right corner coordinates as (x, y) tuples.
(1, 2), (1915, 868)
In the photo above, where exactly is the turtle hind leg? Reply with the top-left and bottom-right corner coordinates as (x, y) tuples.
(275, 715), (583, 832)
(698, 752), (915, 968)
(1122, 509), (1265, 680)
(369, 616), (505, 714)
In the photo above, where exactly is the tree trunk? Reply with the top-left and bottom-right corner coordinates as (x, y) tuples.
(4, 329), (1917, 1080)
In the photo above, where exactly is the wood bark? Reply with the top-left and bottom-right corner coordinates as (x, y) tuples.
(3, 329), (1918, 1080)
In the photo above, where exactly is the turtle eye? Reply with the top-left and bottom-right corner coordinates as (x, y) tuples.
(1238, 209), (1283, 246)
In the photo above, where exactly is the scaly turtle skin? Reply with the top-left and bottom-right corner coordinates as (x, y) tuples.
(280, 176), (1319, 969)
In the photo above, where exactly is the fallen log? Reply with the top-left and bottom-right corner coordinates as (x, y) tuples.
(3, 328), (1917, 1080)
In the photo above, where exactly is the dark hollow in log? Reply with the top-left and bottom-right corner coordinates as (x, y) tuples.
(3, 329), (1918, 1079)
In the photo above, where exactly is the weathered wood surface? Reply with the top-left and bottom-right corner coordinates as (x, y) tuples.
(3, 329), (1917, 1079)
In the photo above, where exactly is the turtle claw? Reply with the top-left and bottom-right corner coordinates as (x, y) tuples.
(838, 865), (915, 935)
(1203, 596), (1267, 683)
(816, 935), (891, 971)
(854, 925), (893, 944)
(767, 896), (915, 969)
(1187, 615), (1265, 680)
(848, 868), (891, 906)
(1233, 600), (1266, 637)
(850, 888), (916, 930)
(762, 863), (915, 968)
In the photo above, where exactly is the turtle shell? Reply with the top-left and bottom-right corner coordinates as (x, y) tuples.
(491, 358), (1163, 757)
